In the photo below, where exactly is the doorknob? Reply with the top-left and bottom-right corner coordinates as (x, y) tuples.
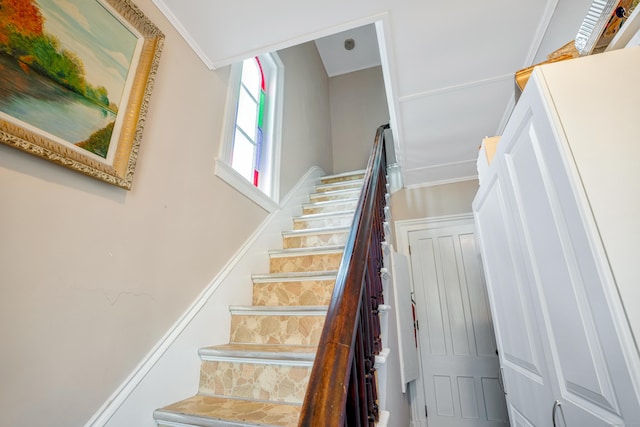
(552, 400), (562, 427)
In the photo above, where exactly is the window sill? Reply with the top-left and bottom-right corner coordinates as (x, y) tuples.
(215, 159), (279, 213)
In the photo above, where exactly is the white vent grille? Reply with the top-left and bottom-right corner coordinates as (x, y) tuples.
(575, 0), (619, 54)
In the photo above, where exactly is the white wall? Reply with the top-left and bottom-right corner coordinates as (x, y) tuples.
(0, 1), (333, 425)
(391, 180), (479, 219)
(329, 66), (390, 173)
(278, 42), (334, 194)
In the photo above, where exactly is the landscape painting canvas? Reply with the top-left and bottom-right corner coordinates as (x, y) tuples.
(0, 0), (164, 189)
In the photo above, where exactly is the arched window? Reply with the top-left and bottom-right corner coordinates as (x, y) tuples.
(231, 57), (266, 187)
(216, 53), (283, 211)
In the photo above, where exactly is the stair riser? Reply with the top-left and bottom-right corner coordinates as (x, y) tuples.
(309, 192), (360, 203)
(302, 200), (357, 215)
(316, 181), (362, 193)
(230, 314), (325, 345)
(283, 231), (349, 249)
(294, 216), (353, 230)
(270, 252), (343, 273)
(199, 360), (311, 404)
(253, 280), (335, 306)
(320, 173), (365, 185)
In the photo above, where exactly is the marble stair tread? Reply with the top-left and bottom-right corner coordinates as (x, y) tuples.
(314, 178), (364, 193)
(301, 197), (359, 210)
(282, 225), (350, 237)
(268, 245), (344, 274)
(154, 394), (301, 427)
(229, 305), (328, 315)
(320, 170), (366, 184)
(294, 210), (355, 220)
(308, 187), (362, 201)
(252, 270), (338, 282)
(268, 244), (344, 257)
(281, 225), (351, 249)
(199, 343), (316, 363)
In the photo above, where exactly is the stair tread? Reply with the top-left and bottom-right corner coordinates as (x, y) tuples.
(309, 187), (361, 198)
(315, 179), (364, 192)
(294, 210), (354, 220)
(302, 197), (359, 208)
(269, 245), (344, 256)
(320, 170), (366, 181)
(229, 305), (328, 314)
(282, 226), (350, 237)
(252, 270), (338, 282)
(155, 394), (301, 427)
(199, 343), (316, 362)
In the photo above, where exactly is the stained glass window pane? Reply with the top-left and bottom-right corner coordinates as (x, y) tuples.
(231, 129), (255, 182)
(236, 87), (258, 141)
(241, 58), (261, 100)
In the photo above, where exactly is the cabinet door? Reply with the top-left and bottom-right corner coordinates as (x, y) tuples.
(474, 172), (555, 427)
(499, 79), (640, 426)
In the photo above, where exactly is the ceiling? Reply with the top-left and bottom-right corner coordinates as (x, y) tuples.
(151, 0), (594, 187)
(314, 24), (381, 77)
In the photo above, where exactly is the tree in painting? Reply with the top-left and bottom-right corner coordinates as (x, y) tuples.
(0, 0), (123, 158)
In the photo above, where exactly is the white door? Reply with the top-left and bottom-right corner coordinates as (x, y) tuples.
(497, 84), (640, 426)
(474, 172), (556, 427)
(409, 222), (508, 427)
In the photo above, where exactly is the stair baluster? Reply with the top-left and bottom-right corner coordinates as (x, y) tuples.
(298, 124), (389, 426)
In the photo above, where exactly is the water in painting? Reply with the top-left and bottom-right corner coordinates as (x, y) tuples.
(0, 0), (138, 159)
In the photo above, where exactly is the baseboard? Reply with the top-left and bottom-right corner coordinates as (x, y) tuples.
(85, 166), (324, 426)
(377, 410), (390, 427)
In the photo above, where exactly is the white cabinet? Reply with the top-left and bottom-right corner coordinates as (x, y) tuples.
(473, 46), (640, 426)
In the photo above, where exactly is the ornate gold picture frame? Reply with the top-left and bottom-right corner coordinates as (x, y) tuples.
(0, 0), (164, 189)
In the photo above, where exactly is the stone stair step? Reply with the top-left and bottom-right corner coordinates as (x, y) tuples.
(153, 170), (372, 427)
(197, 344), (315, 403)
(308, 187), (361, 203)
(229, 306), (327, 346)
(154, 394), (301, 427)
(293, 210), (354, 230)
(282, 226), (350, 249)
(314, 178), (363, 193)
(199, 343), (316, 363)
(320, 170), (366, 185)
(302, 197), (359, 215)
(268, 246), (344, 273)
(252, 271), (337, 306)
(198, 340), (318, 404)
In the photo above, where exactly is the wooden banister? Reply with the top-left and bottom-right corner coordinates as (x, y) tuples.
(299, 125), (389, 427)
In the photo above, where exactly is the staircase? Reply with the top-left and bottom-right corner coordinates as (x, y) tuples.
(154, 170), (366, 427)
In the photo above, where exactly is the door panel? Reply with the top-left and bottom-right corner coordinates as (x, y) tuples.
(410, 222), (508, 427)
(473, 171), (554, 426)
(500, 94), (640, 425)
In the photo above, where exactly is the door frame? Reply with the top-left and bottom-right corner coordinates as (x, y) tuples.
(395, 213), (477, 427)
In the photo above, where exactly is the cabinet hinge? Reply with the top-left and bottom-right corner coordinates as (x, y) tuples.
(425, 405), (428, 418)
(409, 245), (412, 255)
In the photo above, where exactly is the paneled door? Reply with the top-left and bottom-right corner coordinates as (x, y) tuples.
(409, 222), (508, 427)
(474, 172), (557, 427)
(496, 83), (640, 426)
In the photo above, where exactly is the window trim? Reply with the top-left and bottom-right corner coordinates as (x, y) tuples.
(215, 53), (284, 212)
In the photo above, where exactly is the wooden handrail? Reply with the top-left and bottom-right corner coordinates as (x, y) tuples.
(299, 125), (389, 427)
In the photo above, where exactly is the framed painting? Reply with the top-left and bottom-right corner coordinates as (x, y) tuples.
(0, 0), (164, 189)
